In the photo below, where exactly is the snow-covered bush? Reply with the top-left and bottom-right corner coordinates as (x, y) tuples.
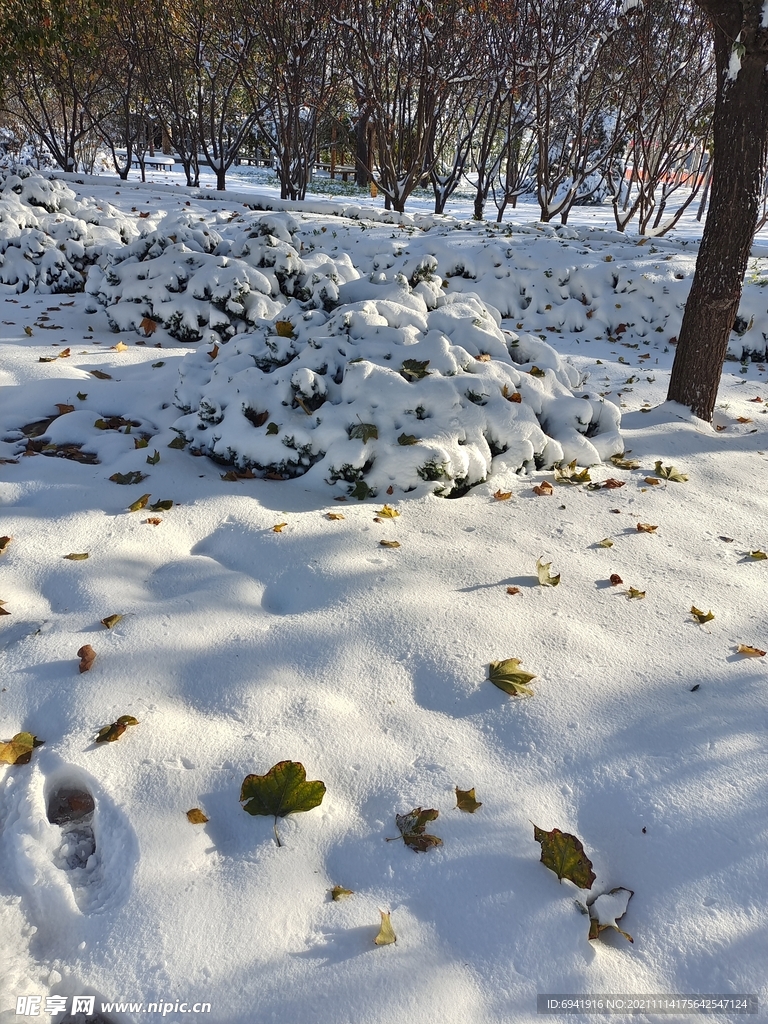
(172, 261), (623, 497)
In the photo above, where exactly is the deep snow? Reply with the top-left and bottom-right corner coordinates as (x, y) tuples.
(1, 170), (767, 1024)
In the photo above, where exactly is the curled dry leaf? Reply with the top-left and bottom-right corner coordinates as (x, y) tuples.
(110, 471), (148, 485)
(374, 910), (397, 945)
(736, 644), (766, 657)
(145, 517), (162, 526)
(101, 614), (123, 629)
(532, 481), (553, 496)
(455, 786), (482, 813)
(64, 552), (89, 560)
(376, 505), (399, 518)
(626, 587), (646, 599)
(380, 540), (401, 548)
(609, 574), (623, 586)
(536, 557), (560, 587)
(488, 658), (536, 697)
(0, 536), (12, 555)
(493, 489), (512, 501)
(655, 460), (688, 482)
(601, 478), (625, 490)
(77, 644), (97, 673)
(90, 369), (112, 379)
(644, 477), (661, 485)
(95, 714), (139, 743)
(390, 807), (442, 852)
(690, 606), (714, 625)
(611, 455), (640, 469)
(272, 523), (288, 533)
(506, 586), (521, 595)
(0, 600), (10, 616)
(186, 808), (209, 824)
(0, 732), (44, 765)
(326, 512), (345, 520)
(331, 885), (354, 901)
(636, 523), (658, 533)
(128, 493), (151, 512)
(533, 824), (595, 889)
(597, 538), (614, 548)
(55, 403), (74, 415)
(749, 550), (767, 560)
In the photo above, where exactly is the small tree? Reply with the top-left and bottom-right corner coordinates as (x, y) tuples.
(667, 1), (768, 421)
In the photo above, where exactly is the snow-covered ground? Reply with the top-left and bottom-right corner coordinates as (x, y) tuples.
(1, 169), (767, 1024)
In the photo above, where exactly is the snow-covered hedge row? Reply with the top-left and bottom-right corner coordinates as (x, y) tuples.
(172, 259), (623, 496)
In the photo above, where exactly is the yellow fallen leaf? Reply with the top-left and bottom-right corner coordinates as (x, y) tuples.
(736, 644), (766, 657)
(326, 513), (345, 520)
(273, 523), (288, 533)
(644, 477), (661, 485)
(376, 505), (400, 519)
(380, 540), (401, 548)
(64, 552), (89, 560)
(186, 808), (209, 824)
(493, 489), (512, 501)
(112, 341), (128, 352)
(374, 910), (396, 945)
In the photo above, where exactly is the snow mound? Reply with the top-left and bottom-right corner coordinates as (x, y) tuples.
(173, 269), (622, 496)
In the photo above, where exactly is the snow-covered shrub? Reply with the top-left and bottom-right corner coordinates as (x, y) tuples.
(172, 262), (623, 497)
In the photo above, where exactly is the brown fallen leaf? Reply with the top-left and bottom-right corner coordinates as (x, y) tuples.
(95, 714), (139, 743)
(55, 403), (75, 415)
(493, 489), (512, 501)
(636, 523), (658, 533)
(77, 644), (96, 673)
(602, 478), (625, 489)
(144, 517), (163, 525)
(208, 344), (219, 361)
(380, 540), (401, 548)
(506, 586), (521, 595)
(386, 486), (394, 495)
(0, 536), (11, 555)
(609, 574), (623, 585)
(59, 347), (71, 358)
(140, 316), (158, 337)
(736, 644), (766, 657)
(186, 808), (209, 824)
(90, 369), (113, 379)
(748, 396), (763, 402)
(326, 513), (345, 520)
(0, 600), (10, 615)
(644, 477), (661, 485)
(736, 416), (752, 424)
(533, 481), (554, 496)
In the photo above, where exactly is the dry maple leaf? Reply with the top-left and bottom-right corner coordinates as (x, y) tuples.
(602, 478), (625, 489)
(493, 489), (512, 501)
(636, 523), (658, 533)
(272, 523), (288, 533)
(139, 317), (158, 337)
(533, 481), (554, 496)
(112, 341), (128, 352)
(326, 512), (345, 520)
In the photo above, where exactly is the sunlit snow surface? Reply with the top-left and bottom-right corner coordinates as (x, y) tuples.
(1, 169), (767, 1024)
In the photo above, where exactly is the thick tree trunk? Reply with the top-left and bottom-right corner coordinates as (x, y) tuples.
(667, 1), (768, 420)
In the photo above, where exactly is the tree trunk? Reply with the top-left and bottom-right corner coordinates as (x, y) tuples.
(667, 1), (768, 421)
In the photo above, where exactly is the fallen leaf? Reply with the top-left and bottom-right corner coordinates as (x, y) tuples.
(331, 885), (354, 901)
(736, 416), (752, 424)
(76, 392), (88, 401)
(134, 438), (148, 449)
(380, 540), (401, 548)
(602, 478), (625, 490)
(636, 523), (658, 533)
(644, 476), (661, 485)
(536, 557), (560, 586)
(24, 326), (33, 336)
(0, 600), (9, 616)
(112, 341), (128, 352)
(90, 369), (112, 379)
(506, 586), (521, 595)
(554, 460), (591, 485)
(144, 517), (162, 525)
(0, 732), (44, 765)
(139, 316), (158, 336)
(146, 450), (160, 466)
(273, 522), (288, 533)
(627, 587), (646, 599)
(736, 644), (766, 657)
(240, 760), (326, 847)
(390, 807), (442, 852)
(101, 614), (123, 629)
(529, 365), (546, 377)
(475, 353), (491, 362)
(77, 644), (97, 673)
(168, 436), (188, 449)
(609, 573), (623, 586)
(349, 422), (378, 443)
(455, 787), (482, 813)
(400, 358), (431, 381)
(95, 714), (139, 743)
(110, 471), (148, 485)
(245, 408), (269, 427)
(488, 658), (536, 697)
(274, 320), (295, 338)
(493, 489), (512, 501)
(64, 552), (89, 560)
(326, 513), (345, 520)
(374, 910), (397, 945)
(533, 824), (596, 888)
(597, 538), (614, 548)
(690, 606), (714, 624)
(749, 550), (767, 560)
(186, 808), (209, 824)
(208, 344), (219, 361)
(588, 887), (634, 943)
(55, 403), (74, 415)
(654, 460), (688, 482)
(149, 499), (173, 512)
(532, 481), (554, 496)
(128, 493), (151, 512)
(376, 505), (400, 519)
(749, 396), (763, 402)
(0, 536), (12, 555)
(350, 480), (372, 500)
